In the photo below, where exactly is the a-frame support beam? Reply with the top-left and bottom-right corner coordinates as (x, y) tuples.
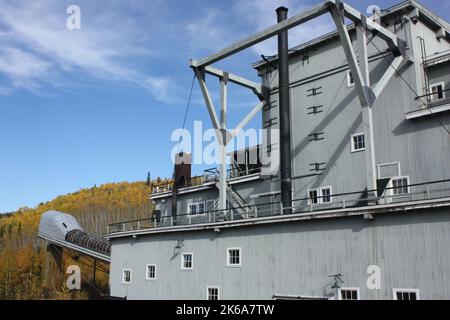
(372, 55), (405, 98)
(330, 3), (372, 108)
(192, 66), (268, 212)
(357, 20), (377, 198)
(191, 0), (408, 209)
(193, 67), (221, 131)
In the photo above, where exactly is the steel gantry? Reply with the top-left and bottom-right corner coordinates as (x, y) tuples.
(190, 0), (408, 212)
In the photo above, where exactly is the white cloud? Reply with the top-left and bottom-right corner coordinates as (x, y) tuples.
(186, 10), (234, 51)
(233, 0), (335, 55)
(0, 0), (175, 102)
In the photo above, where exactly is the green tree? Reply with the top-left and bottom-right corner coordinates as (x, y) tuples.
(146, 172), (151, 186)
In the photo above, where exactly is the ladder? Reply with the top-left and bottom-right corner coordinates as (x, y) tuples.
(214, 181), (255, 219)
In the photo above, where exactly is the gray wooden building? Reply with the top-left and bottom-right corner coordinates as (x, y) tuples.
(106, 0), (450, 300)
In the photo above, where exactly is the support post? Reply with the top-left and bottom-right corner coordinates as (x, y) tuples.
(218, 75), (229, 211)
(45, 244), (64, 293)
(357, 21), (378, 200)
(277, 7), (293, 214)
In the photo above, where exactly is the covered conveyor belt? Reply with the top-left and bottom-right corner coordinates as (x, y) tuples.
(38, 210), (111, 262)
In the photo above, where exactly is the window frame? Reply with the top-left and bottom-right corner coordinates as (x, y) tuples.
(429, 82), (446, 101)
(392, 288), (420, 300)
(188, 202), (206, 216)
(206, 286), (220, 300)
(390, 176), (410, 196)
(338, 287), (360, 300)
(226, 247), (242, 268)
(181, 252), (194, 271)
(307, 187), (333, 205)
(307, 188), (319, 205)
(346, 70), (355, 88)
(122, 268), (132, 285)
(145, 264), (157, 281)
(351, 132), (365, 153)
(320, 186), (333, 204)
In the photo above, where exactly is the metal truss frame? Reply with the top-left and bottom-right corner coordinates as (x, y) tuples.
(191, 0), (409, 210)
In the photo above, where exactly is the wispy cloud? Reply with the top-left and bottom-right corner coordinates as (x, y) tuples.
(233, 0), (335, 56)
(0, 0), (176, 102)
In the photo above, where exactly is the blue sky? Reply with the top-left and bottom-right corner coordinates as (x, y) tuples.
(0, 0), (448, 212)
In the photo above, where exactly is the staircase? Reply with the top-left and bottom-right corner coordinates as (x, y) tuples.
(215, 181), (255, 219)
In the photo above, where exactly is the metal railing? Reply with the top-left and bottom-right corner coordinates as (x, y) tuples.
(151, 165), (263, 195)
(151, 175), (207, 194)
(415, 89), (450, 109)
(108, 179), (450, 234)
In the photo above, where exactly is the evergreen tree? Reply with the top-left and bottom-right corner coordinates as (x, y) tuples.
(146, 172), (151, 187)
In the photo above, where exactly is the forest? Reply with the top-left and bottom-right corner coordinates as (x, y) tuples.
(0, 180), (159, 300)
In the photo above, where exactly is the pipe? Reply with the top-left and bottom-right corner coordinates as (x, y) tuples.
(277, 7), (293, 214)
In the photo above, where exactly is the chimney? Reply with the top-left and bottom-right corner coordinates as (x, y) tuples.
(276, 7), (293, 214)
(171, 152), (192, 224)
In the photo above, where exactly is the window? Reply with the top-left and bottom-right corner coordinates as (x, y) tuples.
(308, 189), (319, 205)
(122, 269), (132, 284)
(347, 70), (355, 88)
(198, 202), (205, 214)
(207, 286), (220, 300)
(146, 264), (156, 280)
(181, 253), (193, 270)
(308, 187), (333, 205)
(391, 176), (410, 195)
(393, 289), (419, 300)
(188, 202), (205, 216)
(227, 248), (241, 267)
(430, 82), (445, 101)
(351, 133), (365, 152)
(321, 187), (332, 203)
(338, 287), (360, 300)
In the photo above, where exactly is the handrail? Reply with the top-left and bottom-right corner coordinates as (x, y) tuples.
(109, 178), (450, 233)
(414, 88), (450, 100)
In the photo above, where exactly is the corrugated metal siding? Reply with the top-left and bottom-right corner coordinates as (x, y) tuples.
(110, 209), (450, 300)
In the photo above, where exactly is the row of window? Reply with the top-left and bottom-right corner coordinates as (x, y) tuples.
(188, 200), (216, 216)
(347, 70), (446, 103)
(338, 287), (420, 300)
(122, 248), (242, 283)
(307, 175), (410, 205)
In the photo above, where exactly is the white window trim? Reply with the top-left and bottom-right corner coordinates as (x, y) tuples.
(390, 176), (411, 196)
(346, 70), (355, 88)
(430, 81), (446, 101)
(393, 288), (420, 300)
(181, 252), (194, 271)
(338, 287), (361, 300)
(188, 202), (206, 216)
(307, 187), (333, 205)
(145, 264), (156, 281)
(377, 162), (401, 179)
(226, 247), (242, 268)
(320, 186), (333, 204)
(122, 268), (132, 284)
(206, 286), (220, 300)
(350, 132), (365, 153)
(307, 188), (319, 206)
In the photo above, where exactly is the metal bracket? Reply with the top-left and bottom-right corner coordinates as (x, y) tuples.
(307, 87), (323, 97)
(309, 162), (326, 172)
(307, 105), (324, 115)
(308, 132), (325, 142)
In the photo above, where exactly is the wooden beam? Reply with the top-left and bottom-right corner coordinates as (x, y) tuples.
(191, 2), (330, 67)
(330, 4), (371, 107)
(193, 67), (221, 132)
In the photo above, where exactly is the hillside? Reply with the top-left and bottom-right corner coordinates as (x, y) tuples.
(0, 181), (155, 299)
